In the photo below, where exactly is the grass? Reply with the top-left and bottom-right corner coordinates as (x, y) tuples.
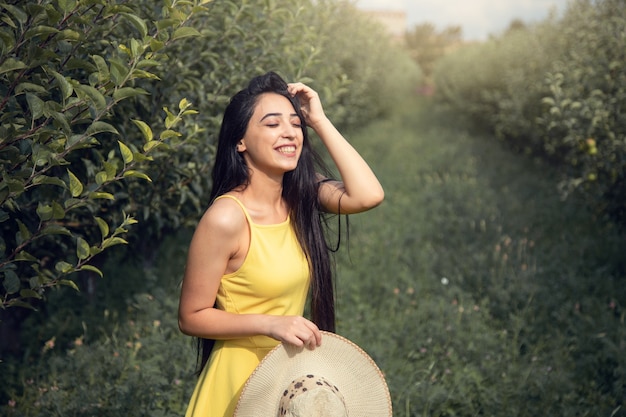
(333, 97), (626, 416)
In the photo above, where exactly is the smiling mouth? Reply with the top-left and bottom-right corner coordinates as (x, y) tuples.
(277, 146), (296, 154)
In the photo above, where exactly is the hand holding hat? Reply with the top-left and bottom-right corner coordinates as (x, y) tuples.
(234, 331), (392, 417)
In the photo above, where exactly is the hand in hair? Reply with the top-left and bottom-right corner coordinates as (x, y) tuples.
(287, 82), (327, 129)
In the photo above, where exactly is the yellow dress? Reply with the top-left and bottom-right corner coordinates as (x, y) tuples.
(185, 195), (311, 417)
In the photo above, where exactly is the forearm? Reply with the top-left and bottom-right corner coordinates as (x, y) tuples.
(310, 117), (384, 210)
(179, 307), (319, 348)
(178, 308), (271, 340)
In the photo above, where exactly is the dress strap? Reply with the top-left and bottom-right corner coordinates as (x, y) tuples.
(214, 195), (253, 224)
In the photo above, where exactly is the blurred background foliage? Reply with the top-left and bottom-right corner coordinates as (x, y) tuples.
(434, 0), (626, 227)
(1, 0), (625, 415)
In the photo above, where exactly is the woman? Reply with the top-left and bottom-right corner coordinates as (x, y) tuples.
(178, 72), (384, 417)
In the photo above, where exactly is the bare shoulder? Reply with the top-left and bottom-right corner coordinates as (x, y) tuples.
(196, 196), (247, 240)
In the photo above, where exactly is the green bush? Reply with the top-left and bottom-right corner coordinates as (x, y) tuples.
(537, 0), (626, 223)
(0, 0), (204, 310)
(302, 2), (422, 128)
(434, 0), (626, 227)
(2, 228), (194, 416)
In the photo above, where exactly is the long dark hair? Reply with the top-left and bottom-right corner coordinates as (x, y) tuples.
(197, 72), (336, 374)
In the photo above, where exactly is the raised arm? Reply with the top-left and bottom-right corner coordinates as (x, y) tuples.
(288, 82), (384, 214)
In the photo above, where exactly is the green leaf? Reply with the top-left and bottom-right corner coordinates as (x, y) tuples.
(89, 247), (103, 257)
(36, 203), (54, 221)
(15, 82), (47, 94)
(49, 111), (71, 134)
(178, 97), (190, 111)
(58, 29), (81, 41)
(24, 25), (59, 39)
(120, 12), (148, 38)
(5, 178), (25, 194)
(51, 70), (73, 100)
(108, 57), (130, 86)
(94, 216), (109, 239)
(91, 54), (110, 83)
(172, 26), (201, 40)
(59, 279), (80, 291)
(129, 38), (142, 58)
(0, 4), (27, 25)
(113, 87), (148, 102)
(26, 93), (45, 120)
(132, 119), (153, 142)
(63, 198), (83, 210)
(57, 0), (74, 14)
(74, 84), (106, 112)
(132, 153), (153, 163)
(143, 140), (161, 152)
(40, 224), (71, 236)
(5, 299), (36, 309)
(0, 25), (16, 49)
(123, 170), (152, 182)
(130, 69), (160, 80)
(2, 270), (20, 294)
(15, 219), (31, 245)
(20, 289), (42, 299)
(101, 236), (128, 249)
(14, 250), (37, 262)
(32, 175), (67, 188)
(76, 237), (90, 260)
(67, 169), (83, 197)
(77, 265), (103, 278)
(163, 106), (177, 128)
(100, 163), (115, 182)
(88, 192), (115, 200)
(156, 18), (178, 31)
(118, 140), (133, 164)
(160, 129), (182, 140)
(51, 202), (65, 220)
(55, 261), (73, 274)
(150, 38), (165, 52)
(86, 121), (119, 136)
(95, 171), (108, 185)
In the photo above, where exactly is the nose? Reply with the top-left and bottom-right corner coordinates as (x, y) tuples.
(283, 123), (298, 139)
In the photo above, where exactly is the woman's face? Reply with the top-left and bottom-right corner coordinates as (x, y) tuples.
(238, 92), (304, 177)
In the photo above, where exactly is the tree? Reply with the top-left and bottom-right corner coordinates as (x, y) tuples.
(405, 23), (462, 86)
(0, 0), (205, 310)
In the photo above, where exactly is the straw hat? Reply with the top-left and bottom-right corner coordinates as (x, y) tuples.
(234, 331), (392, 416)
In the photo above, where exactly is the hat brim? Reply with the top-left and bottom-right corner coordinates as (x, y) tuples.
(234, 331), (392, 416)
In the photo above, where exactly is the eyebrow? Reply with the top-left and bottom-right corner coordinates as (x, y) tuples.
(260, 112), (300, 121)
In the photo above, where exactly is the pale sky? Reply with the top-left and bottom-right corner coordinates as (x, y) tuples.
(355, 0), (572, 40)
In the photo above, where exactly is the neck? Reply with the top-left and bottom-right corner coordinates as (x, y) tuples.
(237, 170), (288, 223)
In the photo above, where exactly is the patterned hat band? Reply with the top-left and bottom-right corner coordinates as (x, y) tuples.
(278, 374), (348, 417)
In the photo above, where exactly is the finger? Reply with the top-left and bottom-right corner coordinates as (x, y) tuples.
(303, 321), (322, 347)
(301, 332), (317, 350)
(287, 83), (304, 96)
